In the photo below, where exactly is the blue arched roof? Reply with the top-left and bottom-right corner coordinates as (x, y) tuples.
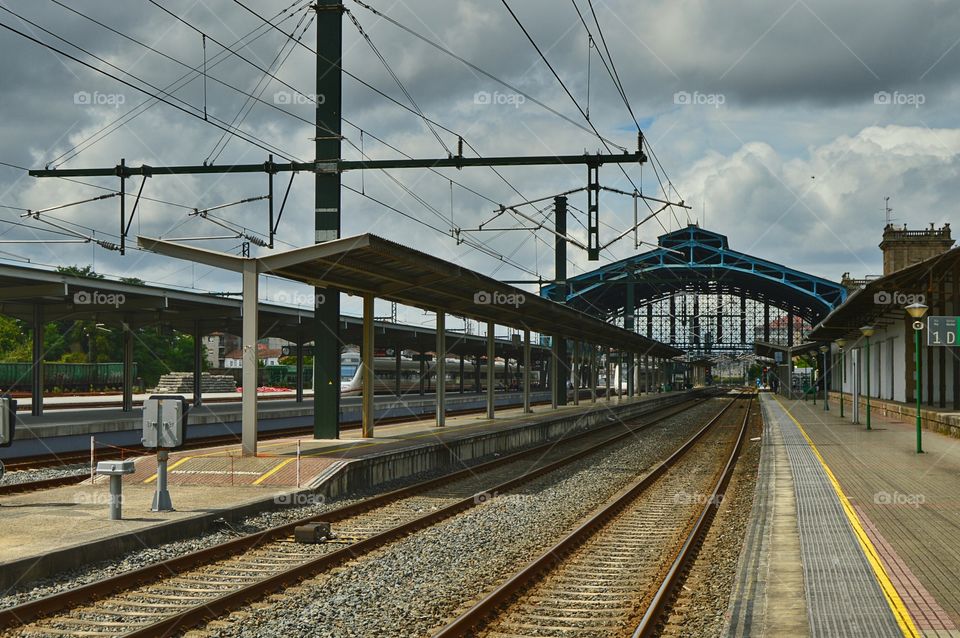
(541, 225), (847, 322)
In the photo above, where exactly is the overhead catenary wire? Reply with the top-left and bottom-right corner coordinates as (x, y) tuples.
(0, 16), (302, 161)
(346, 9), (451, 155)
(46, 0), (310, 167)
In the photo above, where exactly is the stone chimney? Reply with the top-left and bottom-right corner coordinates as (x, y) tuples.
(878, 223), (953, 275)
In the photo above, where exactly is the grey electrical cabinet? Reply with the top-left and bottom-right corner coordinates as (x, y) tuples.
(0, 396), (16, 448)
(142, 395), (189, 449)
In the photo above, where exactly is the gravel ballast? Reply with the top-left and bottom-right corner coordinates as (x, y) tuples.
(204, 399), (729, 638)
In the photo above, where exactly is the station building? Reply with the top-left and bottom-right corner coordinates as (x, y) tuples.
(806, 223), (959, 431)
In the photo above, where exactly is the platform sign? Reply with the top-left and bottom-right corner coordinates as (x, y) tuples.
(927, 316), (959, 346)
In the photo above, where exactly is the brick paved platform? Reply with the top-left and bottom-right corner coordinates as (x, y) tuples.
(727, 392), (960, 638)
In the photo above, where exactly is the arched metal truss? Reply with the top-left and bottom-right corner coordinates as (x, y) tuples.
(541, 225), (848, 355)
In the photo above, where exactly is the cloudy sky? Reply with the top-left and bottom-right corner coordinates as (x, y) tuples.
(1, 0), (958, 322)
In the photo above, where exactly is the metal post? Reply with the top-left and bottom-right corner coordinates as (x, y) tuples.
(109, 475), (123, 520)
(865, 335), (872, 430)
(459, 354), (465, 394)
(625, 284), (635, 397)
(436, 310), (446, 427)
(822, 349), (829, 411)
(915, 326), (923, 453)
(839, 347), (845, 418)
(572, 342), (580, 406)
(192, 319), (203, 408)
(395, 346), (402, 397)
(419, 356), (426, 396)
(590, 346), (597, 403)
(605, 347), (611, 401)
(122, 321), (134, 412)
(151, 449), (174, 511)
(523, 329), (532, 413)
(486, 321), (495, 419)
(295, 333), (304, 403)
(312, 1), (343, 441)
(551, 337), (559, 409)
(241, 260), (258, 457)
(31, 303), (43, 417)
(362, 294), (375, 438)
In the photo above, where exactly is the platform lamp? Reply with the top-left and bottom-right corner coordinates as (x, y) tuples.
(905, 302), (928, 453)
(860, 325), (876, 430)
(819, 345), (830, 411)
(835, 338), (846, 418)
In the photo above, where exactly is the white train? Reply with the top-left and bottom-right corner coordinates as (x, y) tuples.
(340, 356), (539, 396)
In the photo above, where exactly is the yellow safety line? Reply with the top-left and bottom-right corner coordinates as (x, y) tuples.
(773, 395), (921, 638)
(252, 458), (295, 485)
(143, 456), (192, 484)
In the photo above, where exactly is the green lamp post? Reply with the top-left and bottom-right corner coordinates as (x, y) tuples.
(860, 325), (875, 430)
(905, 302), (928, 453)
(836, 338), (846, 418)
(820, 345), (830, 411)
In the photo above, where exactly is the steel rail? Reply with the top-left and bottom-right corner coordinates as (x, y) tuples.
(632, 394), (754, 637)
(0, 391), (715, 633)
(432, 391), (750, 638)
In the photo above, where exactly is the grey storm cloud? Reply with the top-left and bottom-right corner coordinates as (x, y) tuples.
(1, 0), (959, 321)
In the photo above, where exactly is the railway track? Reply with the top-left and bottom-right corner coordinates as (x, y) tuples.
(0, 393), (719, 638)
(433, 391), (753, 638)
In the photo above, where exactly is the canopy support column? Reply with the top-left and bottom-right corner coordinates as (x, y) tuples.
(523, 329), (532, 413)
(436, 310), (446, 427)
(241, 260), (258, 457)
(122, 321), (134, 412)
(295, 331), (304, 403)
(590, 346), (597, 403)
(192, 320), (203, 408)
(362, 294), (375, 438)
(394, 347), (401, 397)
(572, 342), (580, 406)
(31, 304), (43, 417)
(551, 337), (559, 409)
(605, 347), (611, 401)
(486, 321), (495, 419)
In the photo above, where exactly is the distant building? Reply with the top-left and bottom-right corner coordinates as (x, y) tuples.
(879, 223), (953, 275)
(222, 343), (282, 368)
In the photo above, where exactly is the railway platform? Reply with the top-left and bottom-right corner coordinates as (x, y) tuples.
(726, 392), (960, 638)
(0, 390), (693, 591)
(4, 389), (552, 459)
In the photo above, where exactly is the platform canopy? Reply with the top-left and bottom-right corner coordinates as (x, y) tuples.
(808, 246), (960, 342)
(138, 233), (682, 358)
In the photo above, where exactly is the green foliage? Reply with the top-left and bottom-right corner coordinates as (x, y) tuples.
(56, 264), (105, 279)
(0, 315), (209, 387)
